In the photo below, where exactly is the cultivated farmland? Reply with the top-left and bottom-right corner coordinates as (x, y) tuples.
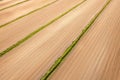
(0, 0), (120, 80)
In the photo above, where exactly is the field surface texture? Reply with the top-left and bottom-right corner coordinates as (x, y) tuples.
(0, 0), (119, 80)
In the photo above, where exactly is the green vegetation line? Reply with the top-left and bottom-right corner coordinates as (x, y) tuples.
(0, 0), (29, 11)
(0, 0), (86, 56)
(40, 0), (112, 80)
(0, 0), (58, 28)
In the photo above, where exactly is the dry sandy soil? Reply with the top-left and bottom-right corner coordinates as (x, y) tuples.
(49, 0), (120, 80)
(0, 0), (56, 25)
(0, 0), (25, 9)
(0, 0), (83, 51)
(0, 0), (120, 80)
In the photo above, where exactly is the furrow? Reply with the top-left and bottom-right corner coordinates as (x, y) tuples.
(0, 0), (29, 11)
(40, 0), (112, 80)
(0, 0), (58, 28)
(0, 0), (86, 56)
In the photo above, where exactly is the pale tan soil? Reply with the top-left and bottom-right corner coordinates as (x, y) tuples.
(0, 0), (55, 25)
(0, 0), (24, 8)
(0, 0), (110, 80)
(0, 0), (14, 4)
(0, 0), (84, 52)
(49, 0), (120, 80)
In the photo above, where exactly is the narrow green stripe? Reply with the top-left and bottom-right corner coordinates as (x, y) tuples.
(0, 0), (29, 11)
(0, 0), (86, 56)
(0, 0), (58, 28)
(40, 0), (112, 80)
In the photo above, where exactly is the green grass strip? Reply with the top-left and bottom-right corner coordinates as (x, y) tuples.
(40, 0), (112, 80)
(0, 0), (29, 11)
(0, 0), (58, 28)
(0, 0), (86, 56)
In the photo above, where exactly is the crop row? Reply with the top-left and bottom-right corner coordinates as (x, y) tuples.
(40, 0), (112, 79)
(0, 0), (86, 56)
(0, 0), (58, 28)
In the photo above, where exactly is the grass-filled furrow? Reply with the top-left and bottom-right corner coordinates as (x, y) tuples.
(0, 0), (29, 11)
(0, 0), (86, 56)
(40, 0), (112, 80)
(0, 0), (58, 28)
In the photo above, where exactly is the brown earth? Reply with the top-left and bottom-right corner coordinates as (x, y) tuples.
(49, 0), (120, 80)
(0, 0), (119, 80)
(0, 0), (55, 25)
